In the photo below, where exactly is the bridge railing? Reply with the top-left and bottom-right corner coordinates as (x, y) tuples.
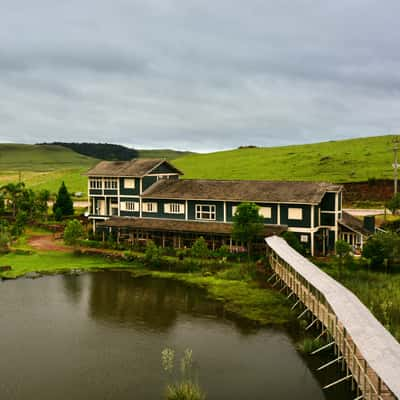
(266, 236), (400, 400)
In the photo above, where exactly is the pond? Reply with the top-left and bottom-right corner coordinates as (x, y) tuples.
(0, 271), (353, 399)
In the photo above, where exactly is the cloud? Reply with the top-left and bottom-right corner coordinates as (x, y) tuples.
(0, 0), (399, 151)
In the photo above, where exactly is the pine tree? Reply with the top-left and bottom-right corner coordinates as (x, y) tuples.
(53, 182), (74, 219)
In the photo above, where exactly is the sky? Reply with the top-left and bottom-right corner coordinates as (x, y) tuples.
(0, 0), (400, 152)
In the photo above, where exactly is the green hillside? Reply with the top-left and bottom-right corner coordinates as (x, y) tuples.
(0, 144), (97, 171)
(137, 149), (193, 159)
(173, 135), (397, 182)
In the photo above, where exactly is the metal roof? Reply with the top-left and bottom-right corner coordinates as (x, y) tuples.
(266, 235), (400, 398)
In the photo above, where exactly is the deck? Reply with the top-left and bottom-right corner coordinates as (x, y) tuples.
(266, 236), (400, 400)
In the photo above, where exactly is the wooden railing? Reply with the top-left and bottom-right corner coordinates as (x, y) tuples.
(266, 236), (400, 400)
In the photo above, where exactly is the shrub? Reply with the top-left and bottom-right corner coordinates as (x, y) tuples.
(190, 237), (209, 259)
(145, 240), (162, 268)
(282, 231), (306, 255)
(64, 219), (84, 246)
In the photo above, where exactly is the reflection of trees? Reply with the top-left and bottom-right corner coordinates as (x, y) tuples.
(88, 272), (224, 331)
(62, 274), (83, 304)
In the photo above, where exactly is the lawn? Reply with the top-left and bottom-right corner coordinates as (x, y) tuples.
(174, 135), (396, 183)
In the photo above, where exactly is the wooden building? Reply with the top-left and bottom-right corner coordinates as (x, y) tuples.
(86, 158), (343, 255)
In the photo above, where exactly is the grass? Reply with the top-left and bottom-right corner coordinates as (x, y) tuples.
(320, 261), (400, 342)
(173, 135), (397, 183)
(0, 143), (97, 171)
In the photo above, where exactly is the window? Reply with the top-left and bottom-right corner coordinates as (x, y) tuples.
(259, 207), (272, 219)
(124, 179), (136, 189)
(300, 235), (308, 243)
(121, 201), (139, 212)
(104, 178), (118, 189)
(196, 204), (216, 220)
(90, 178), (102, 189)
(288, 208), (303, 220)
(164, 203), (184, 214)
(143, 202), (158, 213)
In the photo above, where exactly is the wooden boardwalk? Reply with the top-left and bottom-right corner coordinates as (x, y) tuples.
(266, 236), (400, 400)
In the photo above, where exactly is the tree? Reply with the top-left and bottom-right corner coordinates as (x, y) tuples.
(232, 202), (264, 257)
(35, 189), (50, 221)
(362, 231), (400, 270)
(385, 193), (400, 215)
(0, 193), (5, 215)
(335, 240), (352, 278)
(144, 240), (162, 267)
(282, 231), (306, 256)
(63, 219), (84, 246)
(191, 236), (209, 258)
(1, 182), (25, 217)
(12, 211), (28, 236)
(53, 182), (73, 219)
(0, 221), (11, 253)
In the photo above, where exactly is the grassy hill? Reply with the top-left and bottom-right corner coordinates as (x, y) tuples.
(0, 136), (397, 198)
(0, 144), (191, 196)
(173, 135), (397, 183)
(0, 144), (97, 171)
(137, 149), (193, 159)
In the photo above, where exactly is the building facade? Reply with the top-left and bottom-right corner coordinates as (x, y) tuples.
(86, 159), (343, 255)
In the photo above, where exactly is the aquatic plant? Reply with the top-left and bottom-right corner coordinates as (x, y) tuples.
(161, 348), (206, 400)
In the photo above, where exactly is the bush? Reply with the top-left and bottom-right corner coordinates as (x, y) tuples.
(190, 237), (209, 259)
(281, 231), (306, 256)
(144, 240), (163, 268)
(64, 219), (84, 246)
(362, 231), (400, 270)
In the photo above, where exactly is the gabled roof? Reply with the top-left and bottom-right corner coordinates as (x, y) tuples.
(85, 159), (183, 177)
(339, 211), (372, 236)
(142, 179), (342, 204)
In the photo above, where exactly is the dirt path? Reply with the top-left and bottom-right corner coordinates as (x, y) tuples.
(28, 234), (71, 252)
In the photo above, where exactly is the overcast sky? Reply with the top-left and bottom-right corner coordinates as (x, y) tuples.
(0, 0), (399, 152)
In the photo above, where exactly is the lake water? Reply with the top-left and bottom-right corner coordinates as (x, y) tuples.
(0, 271), (353, 399)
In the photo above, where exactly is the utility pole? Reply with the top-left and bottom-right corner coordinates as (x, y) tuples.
(393, 137), (399, 195)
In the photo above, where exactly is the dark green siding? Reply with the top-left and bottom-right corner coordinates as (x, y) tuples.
(151, 162), (179, 174)
(280, 204), (311, 228)
(321, 192), (336, 211)
(320, 213), (335, 226)
(314, 206), (320, 227)
(226, 202), (278, 224)
(104, 189), (117, 196)
(142, 176), (158, 192)
(338, 192), (342, 211)
(328, 231), (336, 250)
(142, 199), (186, 220)
(89, 189), (102, 195)
(119, 178), (140, 195)
(187, 200), (224, 222)
(120, 210), (140, 217)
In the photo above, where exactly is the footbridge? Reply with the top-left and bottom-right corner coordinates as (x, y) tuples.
(266, 236), (400, 400)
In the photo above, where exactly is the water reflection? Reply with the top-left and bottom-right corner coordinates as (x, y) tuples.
(87, 272), (225, 331)
(0, 272), (354, 400)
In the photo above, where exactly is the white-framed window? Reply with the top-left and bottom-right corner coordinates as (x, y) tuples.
(142, 202), (158, 213)
(124, 179), (136, 189)
(121, 201), (139, 212)
(164, 203), (184, 214)
(288, 208), (303, 220)
(300, 235), (308, 243)
(104, 178), (118, 189)
(90, 178), (102, 189)
(196, 204), (216, 220)
(259, 207), (272, 219)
